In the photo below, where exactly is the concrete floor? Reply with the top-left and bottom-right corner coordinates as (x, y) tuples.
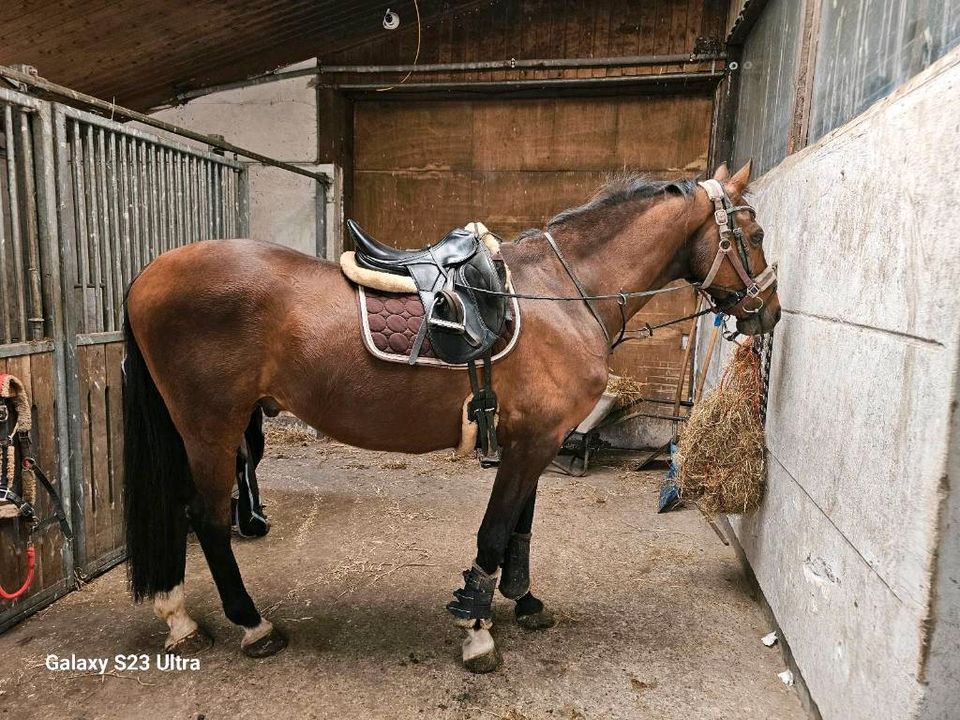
(0, 429), (805, 719)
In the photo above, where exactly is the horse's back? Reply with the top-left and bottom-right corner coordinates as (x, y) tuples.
(129, 239), (343, 323)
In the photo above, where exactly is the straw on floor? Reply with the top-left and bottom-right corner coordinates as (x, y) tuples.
(674, 338), (766, 515)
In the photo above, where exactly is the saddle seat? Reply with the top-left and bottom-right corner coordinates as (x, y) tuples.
(348, 219), (480, 275)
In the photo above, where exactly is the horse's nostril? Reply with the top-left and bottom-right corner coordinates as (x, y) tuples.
(774, 307), (782, 323)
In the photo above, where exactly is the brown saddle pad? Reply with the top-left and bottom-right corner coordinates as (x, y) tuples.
(357, 287), (520, 367)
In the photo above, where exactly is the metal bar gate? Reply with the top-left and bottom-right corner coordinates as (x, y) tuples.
(0, 87), (249, 631)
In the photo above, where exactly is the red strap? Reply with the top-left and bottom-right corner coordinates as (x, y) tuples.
(0, 545), (36, 601)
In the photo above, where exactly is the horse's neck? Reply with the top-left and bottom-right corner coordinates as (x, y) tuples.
(547, 199), (698, 341)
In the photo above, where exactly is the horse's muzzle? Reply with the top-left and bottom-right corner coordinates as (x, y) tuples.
(736, 290), (782, 336)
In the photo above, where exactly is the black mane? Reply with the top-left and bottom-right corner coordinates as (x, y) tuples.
(547, 173), (697, 228)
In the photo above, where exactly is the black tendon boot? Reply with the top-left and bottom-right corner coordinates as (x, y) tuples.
(447, 563), (497, 622)
(498, 532), (531, 599)
(500, 532), (555, 630)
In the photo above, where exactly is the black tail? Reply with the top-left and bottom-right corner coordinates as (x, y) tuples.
(123, 312), (194, 602)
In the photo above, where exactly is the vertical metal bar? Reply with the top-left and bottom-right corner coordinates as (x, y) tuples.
(144, 144), (152, 259)
(157, 147), (166, 253)
(184, 155), (193, 243)
(96, 128), (115, 331)
(5, 105), (27, 341)
(83, 125), (103, 331)
(166, 148), (175, 250)
(138, 141), (150, 264)
(214, 164), (223, 239)
(316, 178), (328, 259)
(238, 165), (250, 237)
(148, 144), (159, 260)
(206, 161), (214, 239)
(49, 103), (78, 591)
(167, 151), (180, 247)
(120, 136), (136, 280)
(226, 169), (234, 238)
(70, 121), (89, 334)
(164, 148), (173, 250)
(0, 105), (11, 343)
(163, 148), (172, 251)
(210, 162), (218, 239)
(191, 156), (200, 241)
(199, 160), (207, 240)
(129, 139), (141, 272)
(172, 152), (182, 248)
(107, 132), (122, 330)
(17, 113), (43, 339)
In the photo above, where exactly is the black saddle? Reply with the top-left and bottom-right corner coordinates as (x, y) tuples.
(348, 219), (508, 366)
(348, 219), (509, 466)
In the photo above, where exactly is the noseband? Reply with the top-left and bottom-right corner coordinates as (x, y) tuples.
(696, 179), (777, 318)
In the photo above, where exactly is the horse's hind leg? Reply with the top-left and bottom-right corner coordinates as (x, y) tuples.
(151, 511), (212, 653)
(186, 442), (287, 658)
(499, 482), (556, 630)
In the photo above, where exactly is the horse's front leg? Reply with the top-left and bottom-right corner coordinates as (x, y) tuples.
(447, 439), (558, 672)
(498, 483), (556, 630)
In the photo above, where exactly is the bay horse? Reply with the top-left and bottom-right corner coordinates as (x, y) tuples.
(122, 161), (780, 672)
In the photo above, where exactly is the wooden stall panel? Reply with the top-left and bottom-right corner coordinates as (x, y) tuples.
(354, 94), (711, 406)
(0, 351), (67, 614)
(74, 342), (125, 575)
(353, 103), (475, 172)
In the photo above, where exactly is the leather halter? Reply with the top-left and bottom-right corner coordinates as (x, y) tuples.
(696, 179), (777, 318)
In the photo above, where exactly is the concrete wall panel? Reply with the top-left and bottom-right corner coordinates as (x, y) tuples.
(764, 311), (950, 607)
(701, 48), (960, 718)
(730, 461), (923, 720)
(151, 60), (317, 160)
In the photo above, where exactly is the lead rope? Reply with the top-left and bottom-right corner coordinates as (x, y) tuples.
(755, 331), (774, 426)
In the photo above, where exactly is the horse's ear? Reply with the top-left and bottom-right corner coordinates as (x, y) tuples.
(727, 160), (753, 198)
(713, 163), (730, 181)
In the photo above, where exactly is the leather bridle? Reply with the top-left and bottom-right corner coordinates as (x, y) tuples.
(695, 179), (777, 319)
(463, 180), (779, 348)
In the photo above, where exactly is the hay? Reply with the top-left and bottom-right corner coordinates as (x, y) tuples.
(674, 339), (766, 515)
(606, 374), (645, 406)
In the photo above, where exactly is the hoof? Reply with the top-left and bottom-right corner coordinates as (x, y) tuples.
(166, 628), (214, 655)
(464, 646), (502, 674)
(516, 609), (556, 631)
(242, 626), (288, 658)
(514, 593), (555, 630)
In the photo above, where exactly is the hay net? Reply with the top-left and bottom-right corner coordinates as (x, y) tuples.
(674, 338), (766, 515)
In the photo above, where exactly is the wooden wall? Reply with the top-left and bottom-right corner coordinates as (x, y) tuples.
(329, 0), (727, 424)
(73, 342), (126, 575)
(353, 93), (711, 402)
(321, 0), (728, 84)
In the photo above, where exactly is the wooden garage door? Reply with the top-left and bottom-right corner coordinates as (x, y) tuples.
(353, 94), (712, 401)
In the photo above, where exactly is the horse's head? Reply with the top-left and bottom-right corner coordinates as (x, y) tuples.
(690, 161), (781, 336)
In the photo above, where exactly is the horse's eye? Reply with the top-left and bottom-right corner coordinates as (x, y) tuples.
(752, 229), (764, 246)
